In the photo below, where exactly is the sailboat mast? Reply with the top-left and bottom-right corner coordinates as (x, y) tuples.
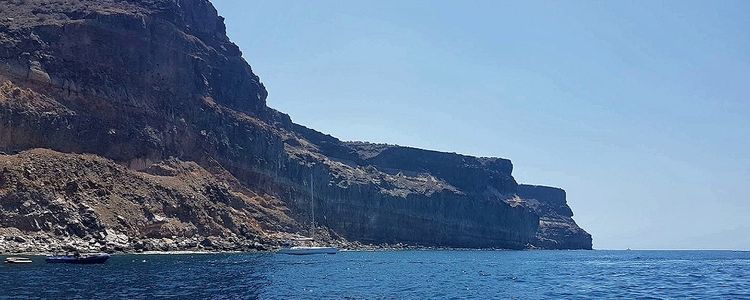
(311, 172), (315, 240)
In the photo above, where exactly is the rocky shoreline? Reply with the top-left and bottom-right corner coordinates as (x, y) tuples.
(0, 232), (273, 255)
(0, 232), (536, 255)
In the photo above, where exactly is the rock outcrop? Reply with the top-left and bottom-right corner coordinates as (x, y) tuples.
(0, 0), (591, 252)
(517, 185), (593, 249)
(0, 149), (299, 253)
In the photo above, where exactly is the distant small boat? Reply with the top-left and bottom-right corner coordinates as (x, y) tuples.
(278, 246), (338, 255)
(45, 253), (110, 264)
(4, 257), (32, 264)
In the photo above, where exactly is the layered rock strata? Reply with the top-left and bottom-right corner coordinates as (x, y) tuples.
(0, 0), (591, 251)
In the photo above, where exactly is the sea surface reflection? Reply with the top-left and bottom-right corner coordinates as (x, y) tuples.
(1, 250), (749, 299)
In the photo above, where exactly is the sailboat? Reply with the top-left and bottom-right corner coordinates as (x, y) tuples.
(278, 174), (338, 255)
(277, 244), (337, 255)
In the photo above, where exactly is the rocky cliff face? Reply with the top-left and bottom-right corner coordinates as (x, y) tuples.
(0, 0), (591, 252)
(0, 149), (301, 253)
(517, 185), (593, 249)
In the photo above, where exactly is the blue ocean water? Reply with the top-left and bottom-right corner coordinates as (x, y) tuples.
(1, 250), (748, 299)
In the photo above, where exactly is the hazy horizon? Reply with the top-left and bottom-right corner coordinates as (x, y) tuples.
(215, 0), (750, 250)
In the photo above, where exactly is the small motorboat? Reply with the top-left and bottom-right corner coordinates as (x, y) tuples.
(4, 257), (32, 264)
(45, 253), (110, 264)
(278, 246), (338, 255)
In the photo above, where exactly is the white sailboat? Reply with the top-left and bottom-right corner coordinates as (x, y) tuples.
(277, 245), (338, 255)
(278, 174), (338, 255)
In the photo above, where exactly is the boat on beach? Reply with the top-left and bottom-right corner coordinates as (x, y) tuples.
(4, 257), (33, 264)
(45, 253), (110, 264)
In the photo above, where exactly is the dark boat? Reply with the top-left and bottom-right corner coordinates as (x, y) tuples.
(45, 253), (110, 264)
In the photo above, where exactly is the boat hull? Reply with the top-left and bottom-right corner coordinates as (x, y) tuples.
(5, 257), (32, 264)
(278, 247), (338, 255)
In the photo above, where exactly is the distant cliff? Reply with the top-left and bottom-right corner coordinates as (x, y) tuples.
(0, 0), (591, 252)
(517, 185), (592, 249)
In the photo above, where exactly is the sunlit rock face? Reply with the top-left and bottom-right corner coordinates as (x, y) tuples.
(517, 185), (593, 249)
(0, 0), (590, 251)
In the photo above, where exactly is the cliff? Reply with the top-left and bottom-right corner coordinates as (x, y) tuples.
(0, 0), (591, 252)
(0, 149), (300, 253)
(517, 185), (593, 249)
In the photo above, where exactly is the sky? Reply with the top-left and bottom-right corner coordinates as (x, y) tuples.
(213, 0), (750, 250)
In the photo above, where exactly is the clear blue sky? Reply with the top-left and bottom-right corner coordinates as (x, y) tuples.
(214, 0), (750, 250)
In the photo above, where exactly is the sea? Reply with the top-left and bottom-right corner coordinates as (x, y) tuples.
(1, 250), (748, 299)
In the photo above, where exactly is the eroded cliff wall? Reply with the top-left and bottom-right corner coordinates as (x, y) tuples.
(0, 0), (590, 251)
(517, 185), (593, 249)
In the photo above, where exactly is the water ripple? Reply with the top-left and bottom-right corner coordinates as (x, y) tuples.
(1, 251), (749, 299)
